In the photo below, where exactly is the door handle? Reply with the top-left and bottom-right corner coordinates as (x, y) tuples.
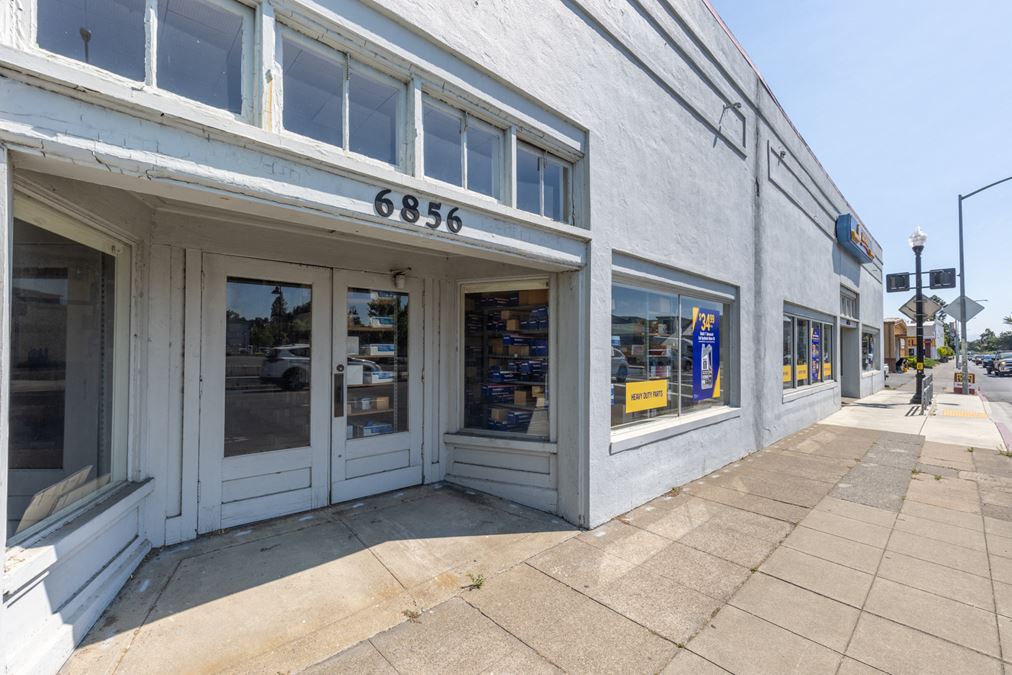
(334, 368), (344, 417)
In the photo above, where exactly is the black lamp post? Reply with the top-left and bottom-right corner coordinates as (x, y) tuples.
(908, 227), (927, 404)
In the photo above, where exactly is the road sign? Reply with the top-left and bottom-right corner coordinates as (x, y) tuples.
(886, 273), (910, 293)
(945, 295), (984, 323)
(929, 268), (957, 289)
(899, 294), (942, 322)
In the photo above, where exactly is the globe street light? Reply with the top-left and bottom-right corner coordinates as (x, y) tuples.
(908, 227), (927, 405)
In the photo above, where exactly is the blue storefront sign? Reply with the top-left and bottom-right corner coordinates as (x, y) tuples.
(692, 307), (721, 400)
(835, 214), (880, 264)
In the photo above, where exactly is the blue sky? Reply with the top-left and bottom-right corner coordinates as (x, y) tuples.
(710, 1), (1012, 339)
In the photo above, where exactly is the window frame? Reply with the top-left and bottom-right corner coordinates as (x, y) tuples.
(862, 330), (879, 372)
(610, 277), (733, 431)
(30, 0), (256, 120)
(421, 95), (504, 200)
(515, 141), (572, 224)
(7, 195), (133, 548)
(783, 313), (836, 392)
(456, 277), (556, 442)
(276, 26), (348, 149)
(346, 58), (406, 167)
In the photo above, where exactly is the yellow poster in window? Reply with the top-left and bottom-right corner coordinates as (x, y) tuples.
(796, 363), (808, 381)
(783, 365), (792, 383)
(823, 362), (832, 379)
(625, 379), (669, 413)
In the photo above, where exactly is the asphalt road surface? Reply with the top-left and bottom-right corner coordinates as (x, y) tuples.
(966, 360), (1012, 445)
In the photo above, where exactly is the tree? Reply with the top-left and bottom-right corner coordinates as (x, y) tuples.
(1004, 314), (1012, 327)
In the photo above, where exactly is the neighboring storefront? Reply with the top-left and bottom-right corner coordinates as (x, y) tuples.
(0, 0), (884, 671)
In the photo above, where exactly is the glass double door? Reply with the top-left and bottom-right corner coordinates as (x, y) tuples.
(198, 256), (422, 533)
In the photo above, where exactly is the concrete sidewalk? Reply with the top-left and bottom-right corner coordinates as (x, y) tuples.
(63, 385), (1012, 674)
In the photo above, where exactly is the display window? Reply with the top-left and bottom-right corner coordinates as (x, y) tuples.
(6, 201), (131, 545)
(611, 283), (729, 428)
(462, 282), (550, 438)
(862, 331), (878, 371)
(783, 314), (835, 390)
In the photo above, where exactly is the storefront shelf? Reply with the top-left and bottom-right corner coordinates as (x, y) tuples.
(348, 326), (396, 333)
(346, 408), (394, 417)
(482, 402), (547, 411)
(486, 354), (549, 360)
(482, 380), (546, 386)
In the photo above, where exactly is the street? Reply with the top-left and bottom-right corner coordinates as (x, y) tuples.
(969, 360), (1012, 447)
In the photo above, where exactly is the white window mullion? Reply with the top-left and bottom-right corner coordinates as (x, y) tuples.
(505, 126), (517, 207)
(258, 2), (279, 132)
(145, 0), (157, 87)
(538, 152), (545, 216)
(407, 77), (423, 176)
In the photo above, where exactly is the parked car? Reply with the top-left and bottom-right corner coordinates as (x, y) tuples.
(994, 352), (1012, 377)
(611, 348), (628, 382)
(260, 344), (310, 390)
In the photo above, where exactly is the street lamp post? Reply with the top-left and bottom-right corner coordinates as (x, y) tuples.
(909, 227), (928, 405)
(958, 175), (1012, 392)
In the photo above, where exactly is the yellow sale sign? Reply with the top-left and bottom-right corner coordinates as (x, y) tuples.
(625, 379), (669, 413)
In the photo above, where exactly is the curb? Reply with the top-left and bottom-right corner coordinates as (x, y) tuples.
(979, 392), (1011, 452)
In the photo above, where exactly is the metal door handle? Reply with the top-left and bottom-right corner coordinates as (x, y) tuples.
(334, 370), (344, 416)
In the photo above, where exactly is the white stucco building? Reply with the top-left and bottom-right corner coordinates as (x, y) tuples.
(0, 0), (884, 671)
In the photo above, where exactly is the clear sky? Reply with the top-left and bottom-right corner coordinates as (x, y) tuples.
(709, 0), (1012, 340)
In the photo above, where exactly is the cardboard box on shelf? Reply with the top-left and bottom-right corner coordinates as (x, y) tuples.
(489, 338), (505, 355)
(509, 345), (530, 357)
(346, 336), (359, 355)
(363, 371), (395, 384)
(506, 319), (521, 331)
(364, 343), (395, 356)
(514, 389), (528, 405)
(375, 395), (390, 410)
(346, 364), (364, 386)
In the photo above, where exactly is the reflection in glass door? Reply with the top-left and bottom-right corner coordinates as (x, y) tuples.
(225, 279), (313, 457)
(332, 274), (423, 503)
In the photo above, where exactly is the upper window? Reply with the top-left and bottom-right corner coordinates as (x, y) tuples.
(422, 99), (502, 198)
(36, 0), (252, 115)
(156, 0), (247, 114)
(516, 143), (571, 223)
(281, 33), (344, 147)
(611, 283), (729, 429)
(7, 203), (130, 546)
(37, 0), (146, 81)
(348, 66), (401, 165)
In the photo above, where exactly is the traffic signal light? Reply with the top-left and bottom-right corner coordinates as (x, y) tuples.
(886, 273), (910, 293)
(929, 268), (956, 289)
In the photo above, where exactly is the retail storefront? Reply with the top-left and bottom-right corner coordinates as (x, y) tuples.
(0, 0), (883, 671)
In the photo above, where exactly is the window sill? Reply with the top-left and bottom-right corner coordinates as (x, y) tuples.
(4, 479), (153, 595)
(609, 406), (741, 455)
(782, 380), (839, 403)
(444, 433), (557, 455)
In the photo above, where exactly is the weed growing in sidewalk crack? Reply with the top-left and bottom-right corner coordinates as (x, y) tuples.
(403, 608), (422, 622)
(999, 450), (1012, 458)
(464, 573), (486, 590)
(967, 447), (975, 453)
(912, 468), (920, 476)
(934, 475), (942, 481)
(676, 642), (686, 649)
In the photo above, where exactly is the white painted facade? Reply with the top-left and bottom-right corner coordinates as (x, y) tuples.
(0, 1), (884, 671)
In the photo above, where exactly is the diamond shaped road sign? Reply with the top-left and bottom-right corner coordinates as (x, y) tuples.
(899, 294), (943, 322)
(945, 295), (985, 323)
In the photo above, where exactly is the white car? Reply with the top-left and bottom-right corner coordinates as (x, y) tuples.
(994, 352), (1012, 377)
(260, 344), (310, 390)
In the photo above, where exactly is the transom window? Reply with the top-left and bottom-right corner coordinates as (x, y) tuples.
(422, 98), (502, 199)
(279, 30), (404, 166)
(517, 143), (571, 223)
(35, 0), (252, 115)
